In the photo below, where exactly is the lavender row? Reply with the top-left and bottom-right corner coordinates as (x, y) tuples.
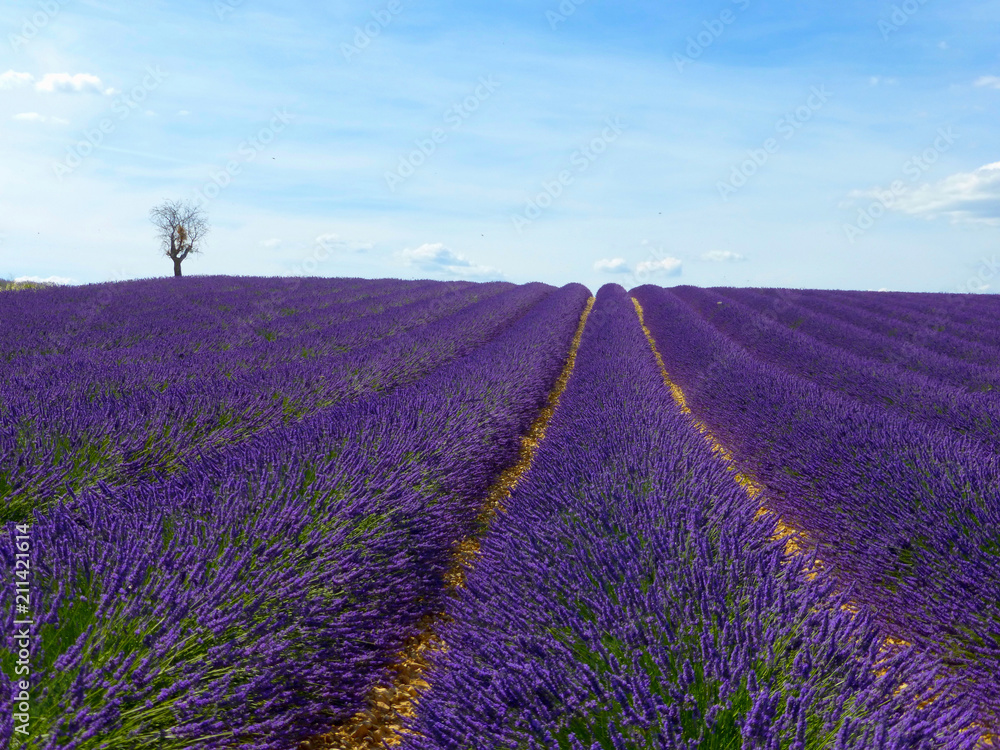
(1, 278), (507, 438)
(220, 281), (490, 364)
(633, 284), (1000, 726)
(1, 277), (493, 395)
(668, 286), (1000, 450)
(809, 289), (1000, 351)
(403, 284), (977, 750)
(0, 276), (481, 358)
(0, 276), (399, 359)
(803, 289), (1000, 368)
(1, 281), (541, 521)
(721, 288), (1000, 393)
(69, 278), (472, 362)
(742, 288), (1000, 380)
(0, 283), (590, 749)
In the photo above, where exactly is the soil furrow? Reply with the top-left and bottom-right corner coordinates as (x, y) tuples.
(302, 296), (595, 750)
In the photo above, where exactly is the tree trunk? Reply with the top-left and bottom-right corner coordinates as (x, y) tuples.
(173, 258), (183, 277)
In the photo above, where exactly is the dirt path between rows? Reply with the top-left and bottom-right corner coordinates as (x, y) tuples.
(299, 296), (595, 750)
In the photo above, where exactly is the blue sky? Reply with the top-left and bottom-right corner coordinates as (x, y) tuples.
(1, 0), (999, 292)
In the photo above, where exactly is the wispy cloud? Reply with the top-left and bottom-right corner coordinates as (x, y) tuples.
(701, 250), (746, 262)
(35, 73), (115, 95)
(2, 71), (115, 94)
(595, 254), (683, 277)
(594, 257), (630, 273)
(0, 70), (33, 89)
(636, 257), (683, 276)
(859, 161), (1000, 225)
(974, 76), (1000, 89)
(398, 242), (501, 278)
(12, 112), (69, 125)
(316, 233), (373, 253)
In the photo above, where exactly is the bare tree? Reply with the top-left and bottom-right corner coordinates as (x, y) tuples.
(149, 199), (209, 277)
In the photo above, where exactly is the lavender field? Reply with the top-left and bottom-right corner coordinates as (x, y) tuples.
(1, 277), (998, 749)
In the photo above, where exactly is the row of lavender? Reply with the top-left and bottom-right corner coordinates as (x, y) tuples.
(634, 285), (1000, 727)
(0, 278), (589, 748)
(667, 286), (1000, 451)
(720, 288), (1000, 396)
(0, 276), (420, 357)
(0, 278), (554, 522)
(2, 276), (462, 510)
(403, 285), (977, 749)
(794, 288), (1000, 359)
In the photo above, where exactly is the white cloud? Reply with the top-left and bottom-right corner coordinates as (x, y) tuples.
(974, 76), (1000, 89)
(0, 70), (34, 89)
(594, 257), (630, 273)
(12, 112), (69, 125)
(870, 161), (1000, 225)
(177, 110), (191, 116)
(701, 250), (746, 262)
(594, 252), (684, 276)
(636, 257), (683, 276)
(14, 275), (77, 285)
(316, 233), (373, 253)
(34, 73), (114, 95)
(398, 242), (501, 278)
(260, 238), (282, 249)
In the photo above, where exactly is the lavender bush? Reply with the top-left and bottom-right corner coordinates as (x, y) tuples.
(720, 287), (1000, 392)
(667, 286), (1000, 450)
